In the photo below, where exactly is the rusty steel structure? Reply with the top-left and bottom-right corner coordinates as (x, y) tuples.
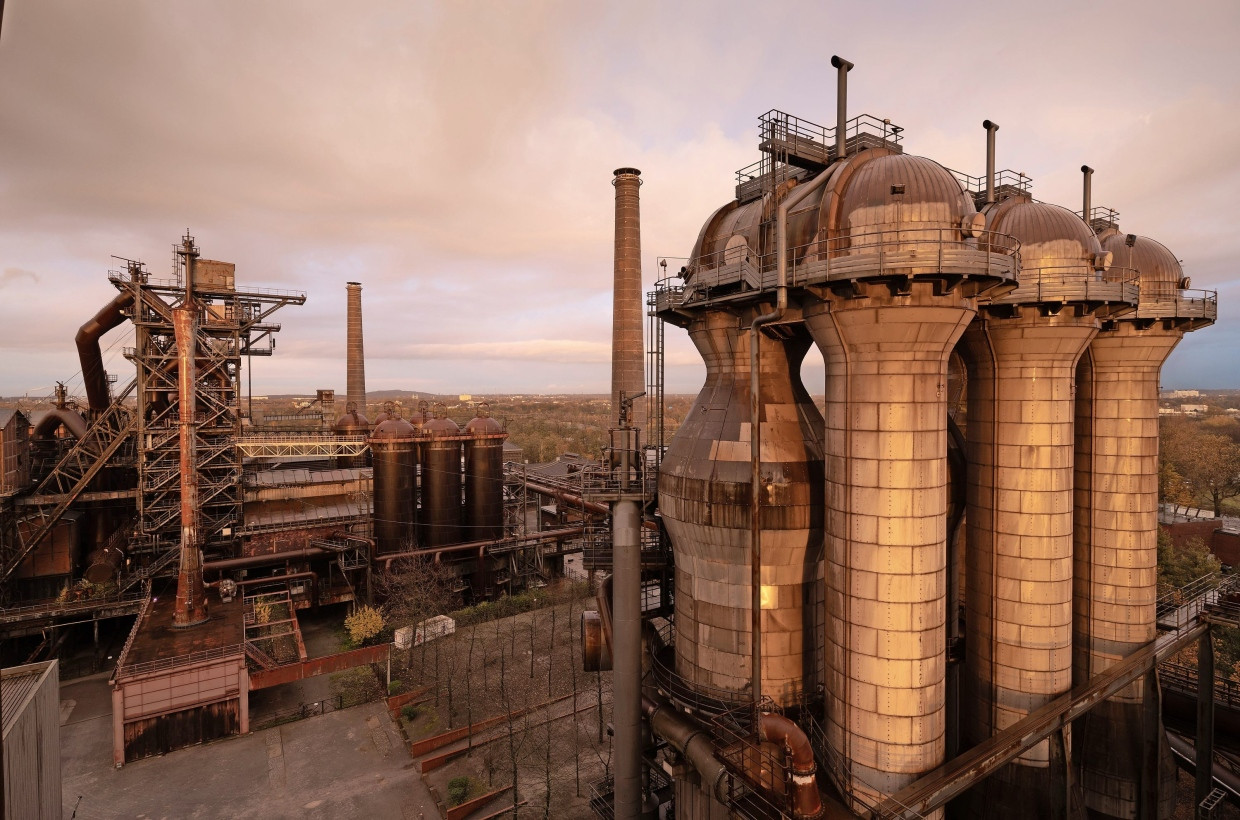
(629, 56), (1219, 820)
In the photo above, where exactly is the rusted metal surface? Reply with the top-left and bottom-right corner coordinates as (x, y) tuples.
(421, 413), (462, 548)
(173, 236), (208, 629)
(464, 412), (505, 542)
(345, 281), (367, 415)
(247, 643), (389, 690)
(611, 168), (645, 435)
(75, 289), (135, 414)
(370, 417), (417, 554)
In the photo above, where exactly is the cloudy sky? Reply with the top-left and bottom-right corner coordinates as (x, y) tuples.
(1, 0), (1237, 401)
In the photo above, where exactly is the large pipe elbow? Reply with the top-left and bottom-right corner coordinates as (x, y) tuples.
(642, 696), (730, 804)
(75, 291), (134, 412)
(758, 712), (824, 819)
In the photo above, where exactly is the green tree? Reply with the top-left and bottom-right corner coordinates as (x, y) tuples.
(1156, 530), (1220, 593)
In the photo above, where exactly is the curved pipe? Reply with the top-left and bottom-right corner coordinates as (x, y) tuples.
(32, 408), (87, 440)
(758, 712), (824, 819)
(523, 480), (659, 532)
(75, 290), (134, 413)
(203, 547), (332, 572)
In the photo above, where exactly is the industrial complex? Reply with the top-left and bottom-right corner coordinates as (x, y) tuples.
(2, 54), (1237, 820)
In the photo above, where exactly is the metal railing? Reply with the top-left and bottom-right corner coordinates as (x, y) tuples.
(1135, 288), (1218, 321)
(647, 621), (751, 717)
(948, 168), (1032, 197)
(1159, 661), (1240, 711)
(990, 263), (1139, 306)
(1156, 572), (1227, 629)
(680, 225), (1020, 307)
(116, 642), (245, 679)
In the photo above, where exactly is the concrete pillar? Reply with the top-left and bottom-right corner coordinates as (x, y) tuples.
(239, 664), (250, 734)
(803, 283), (973, 812)
(1073, 324), (1181, 819)
(111, 684), (125, 767)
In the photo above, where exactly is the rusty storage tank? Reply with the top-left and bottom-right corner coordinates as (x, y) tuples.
(421, 412), (463, 548)
(796, 149), (1016, 812)
(370, 416), (417, 554)
(1073, 229), (1213, 819)
(333, 403), (370, 469)
(657, 301), (824, 709)
(464, 410), (506, 542)
(957, 195), (1114, 818)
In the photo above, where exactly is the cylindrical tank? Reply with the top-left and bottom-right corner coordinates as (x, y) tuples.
(333, 404), (370, 469)
(83, 543), (125, 585)
(421, 414), (463, 548)
(464, 412), (506, 542)
(657, 306), (824, 708)
(370, 417), (416, 554)
(800, 151), (994, 814)
(1073, 233), (1193, 820)
(955, 198), (1101, 818)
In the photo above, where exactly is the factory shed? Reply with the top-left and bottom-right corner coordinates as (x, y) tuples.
(2, 659), (61, 820)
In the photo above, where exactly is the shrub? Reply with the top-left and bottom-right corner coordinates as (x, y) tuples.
(345, 605), (385, 646)
(388, 679), (403, 696)
(401, 703), (419, 721)
(446, 775), (482, 807)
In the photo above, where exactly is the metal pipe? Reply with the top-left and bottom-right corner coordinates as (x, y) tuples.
(173, 235), (208, 628)
(236, 571), (317, 589)
(831, 55), (853, 161)
(1081, 165), (1094, 224)
(641, 695), (730, 804)
(524, 480), (659, 531)
(984, 120), (999, 205)
(1196, 630), (1215, 809)
(757, 712), (825, 819)
(75, 290), (135, 413)
(375, 526), (585, 571)
(613, 489), (642, 820)
(204, 547), (334, 572)
(346, 282), (366, 417)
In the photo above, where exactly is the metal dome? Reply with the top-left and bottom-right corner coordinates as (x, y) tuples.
(835, 153), (975, 233)
(371, 417), (415, 438)
(1101, 232), (1182, 297)
(987, 198), (1100, 273)
(423, 415), (461, 436)
(465, 414), (503, 435)
(332, 409), (369, 433)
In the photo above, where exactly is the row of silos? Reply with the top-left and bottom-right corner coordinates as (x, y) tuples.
(657, 115), (1214, 819)
(334, 407), (507, 554)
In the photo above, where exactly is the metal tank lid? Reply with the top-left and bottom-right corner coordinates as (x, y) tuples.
(465, 414), (503, 435)
(423, 415), (461, 436)
(836, 153), (976, 230)
(1100, 232), (1183, 294)
(333, 407), (369, 432)
(986, 197), (1102, 272)
(371, 417), (416, 438)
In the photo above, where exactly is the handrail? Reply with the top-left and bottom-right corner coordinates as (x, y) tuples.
(117, 642), (244, 678)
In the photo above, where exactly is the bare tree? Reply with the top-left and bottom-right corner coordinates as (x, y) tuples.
(466, 623), (477, 753)
(374, 554), (459, 671)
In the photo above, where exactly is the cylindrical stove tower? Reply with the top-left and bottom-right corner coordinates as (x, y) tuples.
(333, 403), (370, 469)
(421, 412), (463, 548)
(345, 282), (367, 417)
(611, 168), (646, 433)
(799, 151), (1016, 812)
(371, 415), (417, 555)
(658, 307), (824, 707)
(958, 197), (1114, 817)
(464, 411), (506, 542)
(1073, 231), (1214, 819)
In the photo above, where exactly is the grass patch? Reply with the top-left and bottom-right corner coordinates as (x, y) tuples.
(446, 775), (487, 807)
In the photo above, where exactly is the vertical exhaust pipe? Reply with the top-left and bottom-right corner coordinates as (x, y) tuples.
(831, 56), (854, 161)
(983, 120), (999, 205)
(173, 234), (208, 629)
(1081, 165), (1094, 224)
(345, 282), (366, 419)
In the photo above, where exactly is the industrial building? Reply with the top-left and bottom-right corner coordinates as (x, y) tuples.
(583, 58), (1231, 820)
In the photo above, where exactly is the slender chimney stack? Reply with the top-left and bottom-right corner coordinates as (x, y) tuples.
(611, 169), (645, 432)
(984, 120), (999, 205)
(1081, 165), (1094, 224)
(345, 282), (367, 419)
(173, 234), (208, 628)
(832, 56), (854, 160)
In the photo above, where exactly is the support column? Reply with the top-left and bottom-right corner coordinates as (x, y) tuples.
(804, 284), (973, 813)
(961, 310), (1097, 816)
(1073, 324), (1182, 819)
(1196, 631), (1215, 811)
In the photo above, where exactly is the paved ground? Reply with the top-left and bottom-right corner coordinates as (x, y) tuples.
(61, 673), (437, 820)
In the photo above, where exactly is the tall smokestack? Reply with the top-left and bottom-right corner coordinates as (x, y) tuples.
(984, 120), (999, 205)
(173, 234), (208, 629)
(346, 282), (367, 418)
(831, 55), (854, 160)
(611, 168), (645, 432)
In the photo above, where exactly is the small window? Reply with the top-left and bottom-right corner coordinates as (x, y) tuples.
(891, 184), (906, 195)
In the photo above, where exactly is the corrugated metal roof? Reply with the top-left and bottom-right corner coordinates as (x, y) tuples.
(0, 408), (30, 429)
(245, 467), (370, 488)
(2, 660), (56, 737)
